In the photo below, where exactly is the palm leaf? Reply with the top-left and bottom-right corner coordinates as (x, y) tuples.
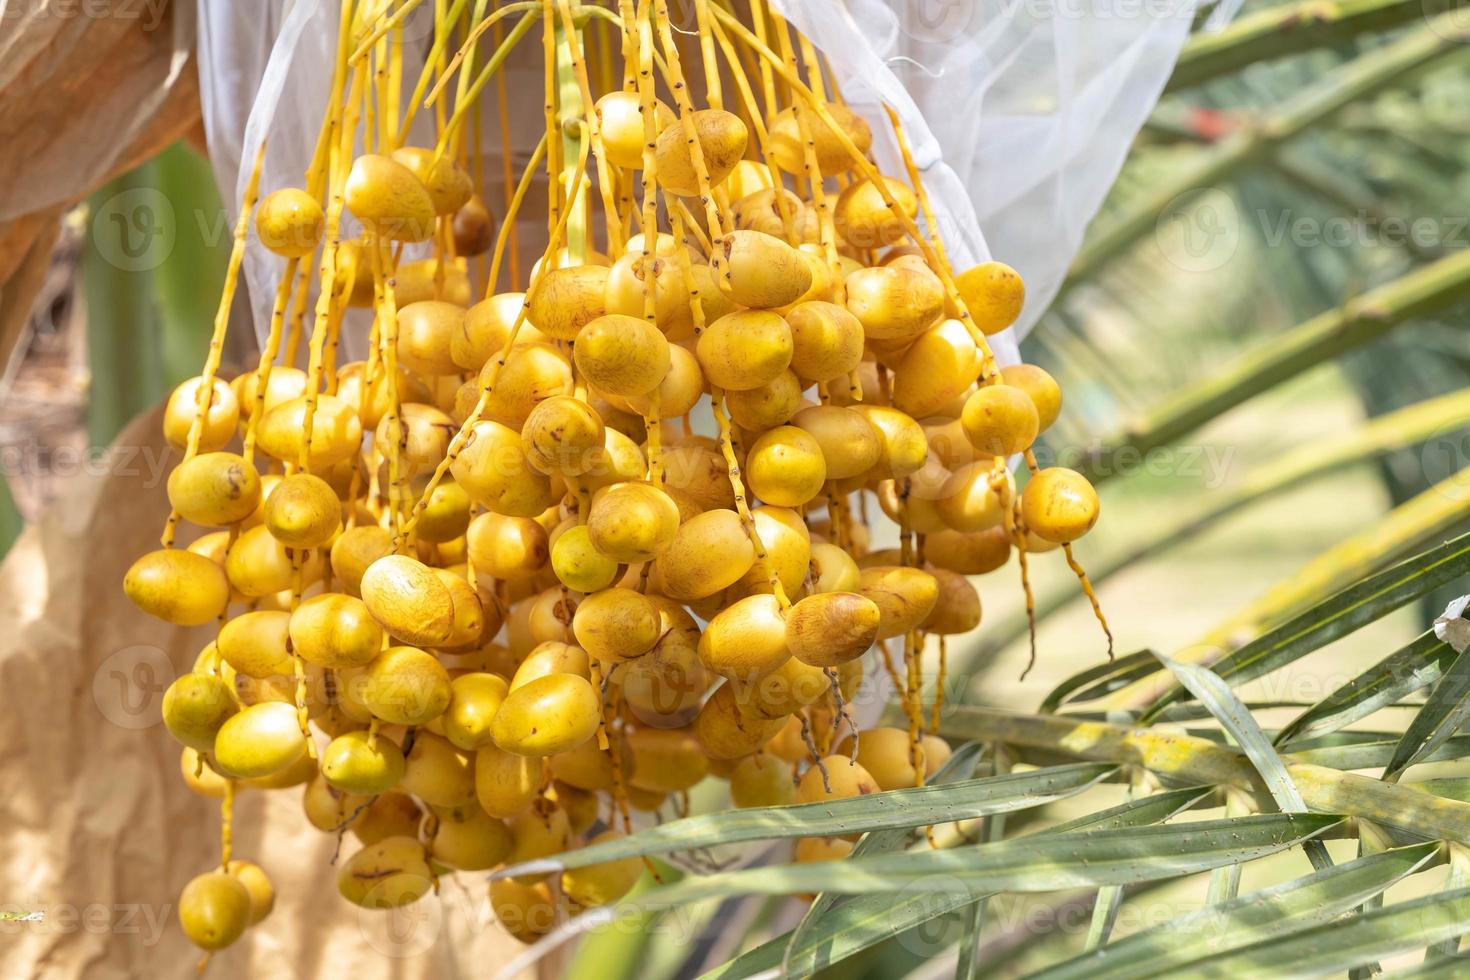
(1146, 650), (1333, 871)
(1028, 842), (1439, 980)
(1171, 887), (1470, 977)
(778, 742), (987, 971)
(944, 707), (1470, 840)
(1135, 529), (1470, 720)
(1291, 734), (1470, 770)
(1042, 650), (1160, 712)
(1167, 0), (1442, 93)
(620, 815), (1341, 906)
(702, 789), (1222, 979)
(1070, 16), (1470, 293)
(1276, 630), (1454, 743)
(495, 762), (1116, 880)
(1383, 639), (1470, 779)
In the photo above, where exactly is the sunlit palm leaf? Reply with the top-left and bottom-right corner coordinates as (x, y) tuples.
(1136, 529), (1470, 720)
(497, 762), (1115, 880)
(943, 706), (1470, 840)
(1145, 650), (1332, 871)
(1276, 630), (1453, 743)
(617, 815), (1340, 906)
(779, 742), (987, 971)
(1172, 887), (1470, 977)
(700, 788), (1213, 980)
(1028, 842), (1439, 980)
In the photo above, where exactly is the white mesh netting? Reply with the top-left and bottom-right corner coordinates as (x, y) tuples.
(197, 0), (1232, 358)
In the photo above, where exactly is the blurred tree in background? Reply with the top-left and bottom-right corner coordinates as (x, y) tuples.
(0, 141), (228, 559)
(84, 142), (229, 448)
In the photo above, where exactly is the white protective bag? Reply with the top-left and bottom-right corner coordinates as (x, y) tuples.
(198, 0), (1228, 357)
(775, 0), (1215, 345)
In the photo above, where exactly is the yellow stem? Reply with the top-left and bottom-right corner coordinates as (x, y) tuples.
(711, 390), (790, 609)
(555, 0), (623, 254)
(160, 141), (268, 548)
(884, 104), (949, 269)
(485, 133), (551, 299)
(242, 256), (301, 464)
(399, 124), (591, 540)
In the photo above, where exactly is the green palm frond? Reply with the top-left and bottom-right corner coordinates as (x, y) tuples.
(583, 815), (1342, 906)
(1167, 0), (1448, 93)
(1275, 630), (1451, 743)
(1146, 888), (1470, 977)
(701, 789), (1212, 980)
(634, 518), (1470, 977)
(1030, 843), (1440, 979)
(498, 750), (1118, 876)
(1134, 530), (1470, 719)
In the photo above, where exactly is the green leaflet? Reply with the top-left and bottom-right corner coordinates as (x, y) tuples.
(779, 741), (987, 972)
(1276, 630), (1453, 745)
(1384, 635), (1470, 780)
(1147, 649), (1332, 871)
(700, 787), (1213, 980)
(1290, 734), (1470, 770)
(495, 761), (1115, 880)
(1041, 649), (1160, 711)
(1167, 887), (1470, 978)
(629, 814), (1341, 907)
(1141, 531), (1470, 721)
(1028, 842), (1439, 980)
